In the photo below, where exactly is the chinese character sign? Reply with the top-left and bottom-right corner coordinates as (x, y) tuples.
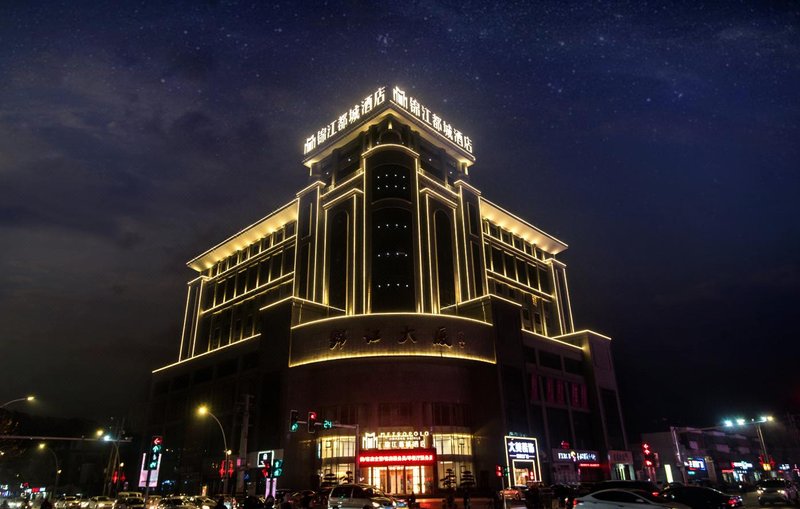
(506, 436), (539, 460)
(391, 86), (473, 155)
(303, 87), (387, 155)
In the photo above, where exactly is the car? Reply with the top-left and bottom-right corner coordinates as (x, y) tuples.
(500, 487), (526, 500)
(86, 498), (115, 509)
(311, 489), (331, 509)
(574, 489), (689, 509)
(188, 498), (215, 509)
(55, 498), (82, 509)
(661, 486), (742, 509)
(145, 497), (162, 509)
(116, 495), (142, 501)
(6, 499), (29, 509)
(116, 499), (146, 509)
(327, 484), (397, 509)
(757, 479), (799, 506)
(591, 481), (661, 497)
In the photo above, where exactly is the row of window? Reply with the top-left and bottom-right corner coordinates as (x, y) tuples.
(531, 375), (590, 410)
(205, 221), (296, 277)
(486, 244), (552, 293)
(490, 279), (559, 336)
(484, 220), (549, 261)
(203, 246), (294, 310)
(524, 348), (584, 375)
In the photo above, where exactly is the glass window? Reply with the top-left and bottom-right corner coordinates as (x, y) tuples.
(285, 221), (296, 238)
(433, 434), (472, 455)
(504, 253), (516, 279)
(539, 351), (562, 370)
(270, 252), (283, 280)
(467, 203), (479, 235)
(491, 248), (503, 273)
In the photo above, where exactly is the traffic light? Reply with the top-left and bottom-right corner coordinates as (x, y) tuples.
(642, 443), (655, 468)
(495, 465), (503, 477)
(261, 465), (271, 478)
(503, 466), (509, 476)
(147, 435), (163, 470)
(308, 411), (318, 433)
(272, 458), (284, 477)
(289, 410), (299, 432)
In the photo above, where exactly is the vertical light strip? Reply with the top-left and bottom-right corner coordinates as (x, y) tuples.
(457, 185), (471, 301)
(562, 267), (575, 333)
(177, 281), (192, 361)
(322, 205), (329, 306)
(451, 205), (462, 305)
(190, 278), (206, 358)
(360, 155), (367, 313)
(312, 186), (321, 301)
(414, 157), (424, 312)
(425, 194), (436, 312)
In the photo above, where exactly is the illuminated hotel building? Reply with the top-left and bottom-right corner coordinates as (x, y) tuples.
(146, 86), (633, 495)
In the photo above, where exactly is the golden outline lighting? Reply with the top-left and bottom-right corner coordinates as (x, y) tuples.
(304, 86), (387, 155)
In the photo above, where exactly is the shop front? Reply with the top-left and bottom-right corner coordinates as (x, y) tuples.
(723, 460), (756, 485)
(551, 449), (602, 483)
(350, 430), (473, 495)
(505, 436), (542, 486)
(608, 450), (634, 480)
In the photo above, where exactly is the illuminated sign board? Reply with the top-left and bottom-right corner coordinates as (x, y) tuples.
(731, 461), (753, 470)
(506, 436), (539, 460)
(357, 448), (436, 466)
(302, 85), (474, 158)
(553, 449), (599, 464)
(362, 430), (430, 450)
(686, 458), (706, 471)
(257, 450), (273, 468)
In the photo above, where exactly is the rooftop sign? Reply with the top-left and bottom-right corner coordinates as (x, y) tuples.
(303, 85), (474, 158)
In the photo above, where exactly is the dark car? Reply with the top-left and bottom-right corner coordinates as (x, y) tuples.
(661, 486), (742, 509)
(592, 481), (661, 497)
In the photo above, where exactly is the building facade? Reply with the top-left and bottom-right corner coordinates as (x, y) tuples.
(145, 85), (632, 495)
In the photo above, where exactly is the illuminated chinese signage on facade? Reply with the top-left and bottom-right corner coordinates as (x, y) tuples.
(362, 430), (431, 450)
(304, 86), (387, 155)
(686, 458), (706, 471)
(731, 461), (753, 470)
(302, 85), (474, 158)
(553, 449), (599, 464)
(506, 436), (539, 461)
(391, 86), (473, 155)
(357, 448), (437, 466)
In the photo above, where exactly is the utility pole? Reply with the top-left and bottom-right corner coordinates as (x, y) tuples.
(236, 394), (252, 495)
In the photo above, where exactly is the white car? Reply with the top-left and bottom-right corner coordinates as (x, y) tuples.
(575, 490), (690, 509)
(86, 498), (115, 509)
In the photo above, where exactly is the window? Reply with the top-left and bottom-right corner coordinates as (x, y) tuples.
(516, 259), (528, 285)
(504, 253), (516, 279)
(258, 259), (270, 286)
(435, 210), (455, 308)
(501, 230), (511, 244)
(372, 165), (411, 201)
(273, 228), (284, 245)
(247, 265), (258, 292)
(538, 350), (562, 370)
(371, 208), (414, 311)
(328, 209), (349, 310)
(491, 248), (503, 274)
(285, 221), (296, 238)
(523, 346), (537, 364)
(471, 243), (484, 296)
(564, 357), (582, 374)
(236, 271), (247, 296)
(467, 203), (479, 235)
(283, 246), (295, 274)
(270, 252), (283, 280)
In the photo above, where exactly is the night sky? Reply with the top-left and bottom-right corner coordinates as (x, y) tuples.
(1, 1), (798, 435)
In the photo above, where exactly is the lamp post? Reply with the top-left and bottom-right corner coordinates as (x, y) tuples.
(197, 405), (231, 495)
(1, 395), (35, 409)
(38, 443), (60, 498)
(724, 415), (774, 478)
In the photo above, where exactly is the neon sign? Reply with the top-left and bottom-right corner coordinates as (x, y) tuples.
(302, 85), (474, 157)
(362, 430), (431, 450)
(391, 86), (473, 154)
(357, 448), (437, 466)
(304, 87), (387, 155)
(686, 458), (706, 471)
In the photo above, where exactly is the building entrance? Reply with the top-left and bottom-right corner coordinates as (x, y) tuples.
(366, 465), (431, 495)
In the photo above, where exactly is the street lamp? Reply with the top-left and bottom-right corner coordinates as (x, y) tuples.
(723, 415), (775, 478)
(197, 405), (231, 495)
(38, 443), (60, 498)
(1, 395), (35, 409)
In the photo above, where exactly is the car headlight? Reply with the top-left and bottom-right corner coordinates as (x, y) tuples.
(778, 490), (786, 495)
(372, 503), (381, 508)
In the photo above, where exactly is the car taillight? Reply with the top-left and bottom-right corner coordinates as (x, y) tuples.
(572, 499), (581, 507)
(652, 492), (660, 498)
(727, 498), (737, 507)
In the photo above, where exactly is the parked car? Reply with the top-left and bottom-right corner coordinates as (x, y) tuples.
(116, 499), (145, 509)
(327, 484), (396, 509)
(117, 495), (142, 501)
(86, 497), (115, 509)
(500, 487), (526, 500)
(591, 481), (661, 497)
(661, 486), (742, 509)
(55, 497), (82, 509)
(311, 489), (331, 509)
(757, 479), (799, 506)
(188, 497), (215, 509)
(575, 489), (689, 509)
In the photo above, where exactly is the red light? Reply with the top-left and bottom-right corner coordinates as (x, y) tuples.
(309, 411), (317, 420)
(644, 460), (653, 467)
(573, 499), (581, 507)
(495, 465), (503, 477)
(652, 492), (660, 498)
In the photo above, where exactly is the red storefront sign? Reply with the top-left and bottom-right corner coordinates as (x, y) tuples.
(358, 448), (437, 466)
